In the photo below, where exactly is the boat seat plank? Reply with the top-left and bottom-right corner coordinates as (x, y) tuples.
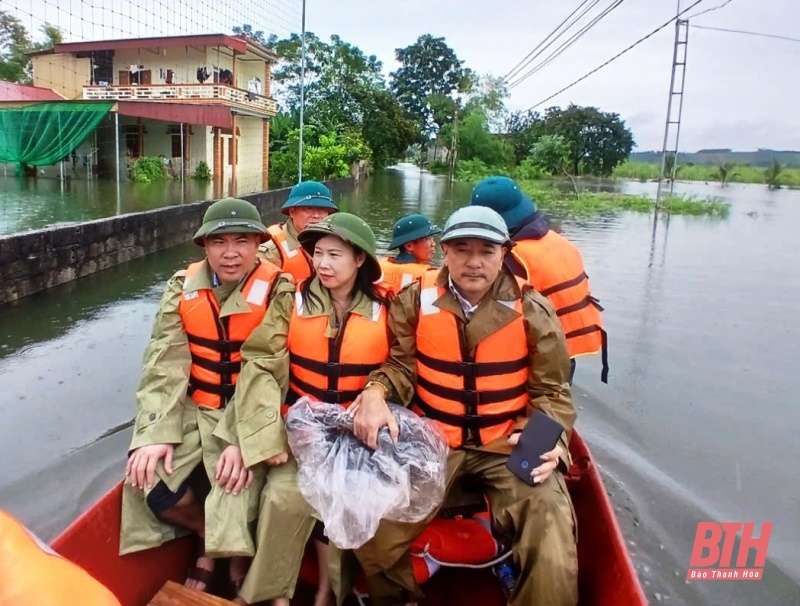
(147, 580), (233, 606)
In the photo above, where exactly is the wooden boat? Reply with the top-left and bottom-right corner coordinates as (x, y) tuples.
(51, 431), (647, 605)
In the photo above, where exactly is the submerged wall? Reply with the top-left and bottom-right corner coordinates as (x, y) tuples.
(0, 177), (354, 305)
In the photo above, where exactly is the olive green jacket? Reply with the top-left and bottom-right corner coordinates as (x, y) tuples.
(215, 276), (388, 468)
(120, 260), (288, 554)
(367, 267), (576, 465)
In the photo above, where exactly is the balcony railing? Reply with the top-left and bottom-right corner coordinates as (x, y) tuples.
(83, 83), (277, 114)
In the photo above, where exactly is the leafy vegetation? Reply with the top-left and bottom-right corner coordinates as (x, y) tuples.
(129, 156), (169, 184)
(613, 160), (800, 188)
(192, 161), (211, 180)
(0, 11), (62, 83)
(454, 167), (729, 218)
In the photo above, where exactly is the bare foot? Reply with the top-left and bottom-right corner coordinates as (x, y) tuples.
(185, 554), (214, 592)
(271, 598), (290, 606)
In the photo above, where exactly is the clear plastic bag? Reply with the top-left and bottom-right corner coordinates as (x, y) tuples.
(285, 397), (449, 549)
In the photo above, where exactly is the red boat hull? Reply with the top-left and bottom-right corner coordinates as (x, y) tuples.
(51, 431), (646, 605)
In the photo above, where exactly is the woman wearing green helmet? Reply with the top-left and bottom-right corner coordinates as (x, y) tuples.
(224, 213), (391, 606)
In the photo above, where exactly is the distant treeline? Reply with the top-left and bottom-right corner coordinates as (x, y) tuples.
(631, 149), (800, 168)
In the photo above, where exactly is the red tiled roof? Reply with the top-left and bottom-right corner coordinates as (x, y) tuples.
(0, 81), (65, 101)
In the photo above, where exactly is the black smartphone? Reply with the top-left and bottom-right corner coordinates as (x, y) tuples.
(506, 410), (564, 486)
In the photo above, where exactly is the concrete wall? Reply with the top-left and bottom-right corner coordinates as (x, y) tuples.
(31, 54), (91, 99)
(0, 177), (355, 306)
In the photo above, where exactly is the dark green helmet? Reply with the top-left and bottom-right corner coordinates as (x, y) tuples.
(388, 213), (442, 249)
(192, 198), (268, 246)
(280, 180), (339, 215)
(298, 212), (381, 282)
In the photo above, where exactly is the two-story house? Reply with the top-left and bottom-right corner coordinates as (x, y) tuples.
(28, 33), (278, 193)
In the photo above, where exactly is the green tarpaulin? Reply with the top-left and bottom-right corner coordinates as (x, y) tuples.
(0, 101), (113, 171)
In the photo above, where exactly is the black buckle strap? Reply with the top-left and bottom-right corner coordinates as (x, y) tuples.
(539, 272), (588, 297)
(188, 375), (235, 405)
(556, 295), (593, 317)
(417, 375), (527, 405)
(564, 324), (609, 384)
(416, 351), (528, 378)
(190, 354), (241, 375)
(290, 353), (380, 378)
(414, 397), (525, 429)
(187, 333), (244, 354)
(290, 376), (361, 405)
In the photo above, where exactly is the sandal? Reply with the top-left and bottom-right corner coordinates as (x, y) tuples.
(185, 554), (215, 592)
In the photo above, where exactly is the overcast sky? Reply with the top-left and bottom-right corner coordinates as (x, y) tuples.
(6, 0), (798, 151)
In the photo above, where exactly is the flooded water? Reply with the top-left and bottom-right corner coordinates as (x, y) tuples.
(0, 165), (798, 605)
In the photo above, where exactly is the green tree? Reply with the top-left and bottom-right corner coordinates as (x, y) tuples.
(530, 134), (578, 196)
(542, 104), (634, 176)
(266, 32), (415, 170)
(355, 87), (417, 169)
(232, 24), (267, 46)
(505, 111), (545, 164)
(390, 34), (465, 129)
(1, 14), (62, 83)
(0, 11), (32, 82)
(452, 107), (511, 168)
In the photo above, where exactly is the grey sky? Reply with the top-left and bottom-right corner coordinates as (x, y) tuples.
(6, 0), (798, 151)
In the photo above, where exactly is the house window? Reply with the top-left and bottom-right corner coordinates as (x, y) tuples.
(126, 133), (140, 158)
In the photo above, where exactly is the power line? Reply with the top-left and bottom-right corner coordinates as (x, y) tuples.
(687, 0), (734, 19)
(507, 0), (625, 90)
(521, 0), (707, 113)
(503, 0), (600, 81)
(690, 24), (800, 44)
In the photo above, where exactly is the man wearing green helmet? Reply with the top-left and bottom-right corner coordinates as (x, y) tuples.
(214, 212), (391, 606)
(350, 205), (578, 606)
(258, 180), (339, 282)
(379, 213), (442, 294)
(119, 198), (291, 596)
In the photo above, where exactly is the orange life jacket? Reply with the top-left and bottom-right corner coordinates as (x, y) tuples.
(267, 223), (313, 282)
(412, 271), (529, 448)
(379, 258), (434, 295)
(0, 510), (121, 606)
(179, 260), (280, 409)
(286, 283), (390, 409)
(511, 231), (609, 383)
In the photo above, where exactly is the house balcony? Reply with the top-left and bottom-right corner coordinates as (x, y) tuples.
(82, 83), (277, 117)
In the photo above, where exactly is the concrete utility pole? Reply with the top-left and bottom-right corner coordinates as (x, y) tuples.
(297, 0), (307, 183)
(656, 4), (690, 208)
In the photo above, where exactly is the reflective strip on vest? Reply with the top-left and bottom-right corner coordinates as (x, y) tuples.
(267, 223), (313, 282)
(180, 261), (279, 409)
(287, 286), (389, 408)
(511, 232), (608, 382)
(414, 272), (529, 448)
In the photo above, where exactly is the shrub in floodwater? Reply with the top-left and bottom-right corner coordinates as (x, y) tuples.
(192, 160), (212, 180)
(764, 159), (782, 189)
(130, 156), (170, 184)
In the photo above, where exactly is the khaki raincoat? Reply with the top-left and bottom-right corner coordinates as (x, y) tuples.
(211, 277), (388, 604)
(355, 267), (579, 606)
(118, 260), (285, 556)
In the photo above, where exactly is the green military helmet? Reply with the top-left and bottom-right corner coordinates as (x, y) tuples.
(280, 180), (339, 216)
(441, 205), (513, 247)
(192, 197), (268, 246)
(388, 213), (442, 250)
(297, 212), (381, 282)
